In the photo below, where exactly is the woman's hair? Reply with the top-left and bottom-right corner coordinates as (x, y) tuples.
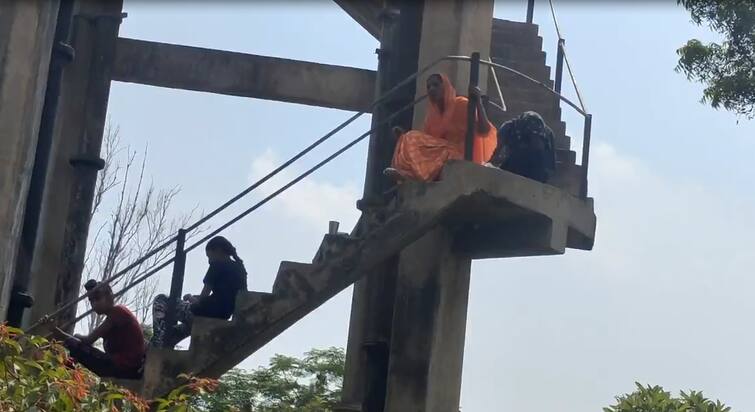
(206, 236), (247, 274)
(428, 73), (442, 82)
(84, 279), (114, 301)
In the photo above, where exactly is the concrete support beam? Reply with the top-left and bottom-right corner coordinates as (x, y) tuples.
(333, 0), (384, 40)
(412, 0), (494, 125)
(25, 0), (123, 330)
(0, 0), (60, 321)
(384, 228), (472, 412)
(111, 38), (377, 113)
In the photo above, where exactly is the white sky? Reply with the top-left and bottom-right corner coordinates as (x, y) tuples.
(98, 1), (755, 410)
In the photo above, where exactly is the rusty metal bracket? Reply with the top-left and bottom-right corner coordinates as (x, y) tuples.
(53, 41), (75, 63)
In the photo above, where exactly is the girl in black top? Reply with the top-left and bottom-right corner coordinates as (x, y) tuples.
(150, 236), (248, 347)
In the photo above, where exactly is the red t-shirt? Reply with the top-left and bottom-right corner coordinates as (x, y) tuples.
(103, 305), (146, 371)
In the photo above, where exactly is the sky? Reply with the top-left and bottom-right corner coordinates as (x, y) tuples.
(98, 1), (755, 411)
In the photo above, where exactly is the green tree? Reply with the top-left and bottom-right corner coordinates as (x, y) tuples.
(194, 347), (345, 412)
(676, 0), (755, 118)
(0, 324), (214, 411)
(604, 382), (732, 412)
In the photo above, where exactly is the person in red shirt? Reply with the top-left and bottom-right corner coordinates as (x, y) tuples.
(51, 280), (146, 379)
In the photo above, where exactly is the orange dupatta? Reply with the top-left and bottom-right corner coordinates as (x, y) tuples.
(423, 74), (497, 164)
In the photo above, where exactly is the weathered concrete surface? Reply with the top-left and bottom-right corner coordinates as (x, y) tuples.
(333, 0), (384, 40)
(384, 2), (493, 410)
(112, 38), (377, 113)
(25, 0), (123, 329)
(0, 0), (60, 321)
(342, 2), (423, 409)
(412, 0), (494, 125)
(384, 227), (471, 412)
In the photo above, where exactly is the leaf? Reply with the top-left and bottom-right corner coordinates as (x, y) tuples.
(104, 393), (125, 401)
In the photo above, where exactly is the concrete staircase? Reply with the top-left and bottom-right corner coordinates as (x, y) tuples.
(488, 19), (584, 196)
(116, 161), (595, 398)
(112, 19), (596, 399)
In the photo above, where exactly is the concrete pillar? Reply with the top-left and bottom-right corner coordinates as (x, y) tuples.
(384, 228), (472, 412)
(340, 259), (399, 412)
(412, 0), (494, 126)
(381, 2), (492, 410)
(340, 2), (423, 411)
(0, 0), (60, 322)
(25, 0), (123, 330)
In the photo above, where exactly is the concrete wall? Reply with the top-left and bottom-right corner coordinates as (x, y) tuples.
(26, 0), (123, 329)
(0, 0), (60, 321)
(412, 0), (494, 126)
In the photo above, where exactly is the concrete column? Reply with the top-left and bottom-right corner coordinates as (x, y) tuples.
(340, 2), (423, 411)
(0, 0), (60, 322)
(340, 259), (399, 412)
(412, 0), (494, 126)
(384, 228), (472, 412)
(25, 0), (123, 330)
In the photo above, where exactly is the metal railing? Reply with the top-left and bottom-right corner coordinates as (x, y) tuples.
(526, 0), (591, 197)
(28, 50), (593, 343)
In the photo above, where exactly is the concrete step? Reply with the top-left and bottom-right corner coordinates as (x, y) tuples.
(312, 232), (359, 264)
(235, 290), (274, 314)
(551, 161), (584, 197)
(557, 149), (576, 164)
(490, 58), (551, 84)
(497, 82), (560, 103)
(492, 31), (544, 51)
(272, 261), (315, 298)
(492, 19), (540, 38)
(497, 102), (561, 125)
(497, 70), (554, 90)
(490, 45), (547, 66)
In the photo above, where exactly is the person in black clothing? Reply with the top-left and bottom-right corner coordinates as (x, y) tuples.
(150, 236), (248, 347)
(487, 111), (556, 183)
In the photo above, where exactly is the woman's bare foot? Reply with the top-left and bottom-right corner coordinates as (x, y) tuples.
(383, 167), (406, 182)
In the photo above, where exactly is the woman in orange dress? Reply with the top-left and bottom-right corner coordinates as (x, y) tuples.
(385, 73), (497, 182)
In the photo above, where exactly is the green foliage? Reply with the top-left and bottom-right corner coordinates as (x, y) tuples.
(604, 382), (732, 412)
(0, 324), (214, 411)
(194, 347), (345, 412)
(676, 0), (755, 118)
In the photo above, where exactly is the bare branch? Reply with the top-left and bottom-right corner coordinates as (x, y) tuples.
(78, 126), (196, 333)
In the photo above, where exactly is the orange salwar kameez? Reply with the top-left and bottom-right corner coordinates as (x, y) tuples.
(391, 74), (497, 181)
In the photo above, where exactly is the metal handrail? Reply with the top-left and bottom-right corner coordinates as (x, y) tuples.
(443, 55), (588, 117)
(546, 0), (587, 112)
(58, 94), (429, 333)
(489, 65), (507, 112)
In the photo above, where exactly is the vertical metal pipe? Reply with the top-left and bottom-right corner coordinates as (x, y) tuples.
(164, 229), (187, 347)
(465, 52), (480, 161)
(580, 114), (592, 198)
(526, 0), (535, 24)
(554, 38), (565, 94)
(7, 0), (73, 327)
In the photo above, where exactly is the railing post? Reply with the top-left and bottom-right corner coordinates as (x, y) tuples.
(465, 52), (481, 161)
(163, 228), (187, 347)
(554, 38), (565, 94)
(580, 114), (592, 198)
(526, 0), (535, 24)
